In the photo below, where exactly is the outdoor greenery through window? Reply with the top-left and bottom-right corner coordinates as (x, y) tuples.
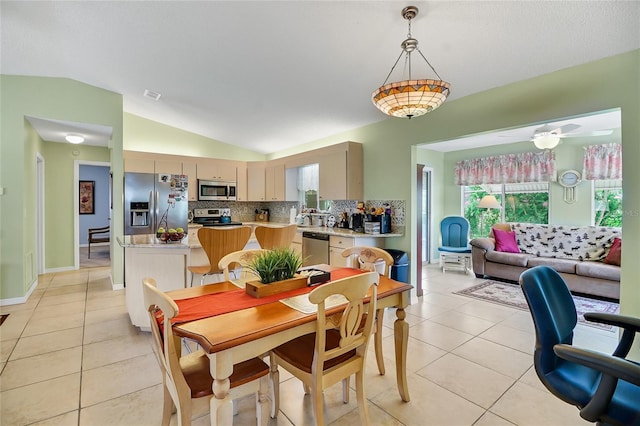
(594, 179), (622, 227)
(464, 183), (549, 239)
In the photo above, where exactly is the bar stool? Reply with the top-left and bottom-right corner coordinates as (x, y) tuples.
(254, 224), (297, 249)
(188, 226), (252, 286)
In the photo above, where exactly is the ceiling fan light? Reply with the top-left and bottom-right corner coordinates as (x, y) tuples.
(533, 134), (560, 149)
(65, 134), (85, 144)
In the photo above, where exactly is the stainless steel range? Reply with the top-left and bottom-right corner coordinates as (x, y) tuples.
(192, 208), (242, 227)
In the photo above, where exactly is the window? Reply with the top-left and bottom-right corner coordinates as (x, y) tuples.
(464, 183), (549, 239)
(296, 164), (330, 211)
(593, 179), (622, 227)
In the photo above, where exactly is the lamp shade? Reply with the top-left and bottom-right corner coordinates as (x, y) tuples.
(477, 195), (501, 209)
(372, 79), (450, 118)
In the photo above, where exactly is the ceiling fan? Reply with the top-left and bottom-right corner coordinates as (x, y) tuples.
(531, 123), (613, 149)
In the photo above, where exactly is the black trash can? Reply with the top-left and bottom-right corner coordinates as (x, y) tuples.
(384, 249), (409, 283)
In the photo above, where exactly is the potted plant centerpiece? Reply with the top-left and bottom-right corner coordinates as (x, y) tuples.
(244, 248), (307, 298)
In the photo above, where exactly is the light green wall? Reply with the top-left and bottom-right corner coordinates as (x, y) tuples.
(123, 113), (265, 161)
(269, 50), (640, 348)
(42, 143), (110, 269)
(2, 50), (638, 357)
(0, 75), (123, 299)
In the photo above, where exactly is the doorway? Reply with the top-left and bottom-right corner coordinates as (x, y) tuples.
(414, 164), (432, 297)
(75, 161), (111, 269)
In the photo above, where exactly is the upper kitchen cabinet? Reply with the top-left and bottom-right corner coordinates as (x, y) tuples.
(265, 164), (286, 201)
(124, 157), (155, 173)
(154, 159), (183, 174)
(247, 162), (266, 201)
(318, 142), (363, 201)
(196, 159), (237, 181)
(236, 164), (248, 201)
(182, 161), (198, 201)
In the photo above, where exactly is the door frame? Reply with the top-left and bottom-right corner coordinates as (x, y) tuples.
(74, 160), (111, 269)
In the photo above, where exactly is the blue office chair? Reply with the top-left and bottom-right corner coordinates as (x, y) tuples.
(437, 216), (472, 273)
(520, 266), (640, 425)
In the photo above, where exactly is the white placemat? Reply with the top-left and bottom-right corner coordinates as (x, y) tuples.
(279, 293), (348, 314)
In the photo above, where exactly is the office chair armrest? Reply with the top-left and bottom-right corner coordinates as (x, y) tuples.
(583, 312), (640, 333)
(554, 344), (640, 386)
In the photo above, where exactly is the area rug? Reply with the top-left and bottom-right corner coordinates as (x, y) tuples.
(454, 281), (620, 331)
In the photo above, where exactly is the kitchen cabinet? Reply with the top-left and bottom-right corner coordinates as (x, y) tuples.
(121, 243), (190, 330)
(197, 159), (237, 181)
(247, 163), (266, 201)
(235, 164), (248, 201)
(290, 231), (302, 257)
(155, 159), (182, 174)
(265, 164), (285, 201)
(182, 161), (198, 201)
(124, 158), (155, 173)
(328, 235), (384, 268)
(318, 143), (363, 201)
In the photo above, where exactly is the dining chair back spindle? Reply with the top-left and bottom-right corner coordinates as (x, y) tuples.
(188, 226), (252, 286)
(219, 249), (270, 282)
(143, 278), (270, 426)
(254, 224), (298, 250)
(269, 271), (379, 426)
(341, 246), (393, 375)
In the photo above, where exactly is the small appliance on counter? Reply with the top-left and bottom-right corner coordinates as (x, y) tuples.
(350, 213), (365, 233)
(368, 214), (392, 234)
(192, 208), (242, 227)
(255, 209), (269, 222)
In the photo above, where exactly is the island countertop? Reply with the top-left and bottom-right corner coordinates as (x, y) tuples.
(117, 234), (199, 249)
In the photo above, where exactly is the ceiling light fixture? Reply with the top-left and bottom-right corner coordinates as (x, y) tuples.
(65, 134), (85, 144)
(372, 6), (451, 119)
(532, 133), (561, 150)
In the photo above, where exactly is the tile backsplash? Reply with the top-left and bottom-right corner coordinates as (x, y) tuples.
(189, 199), (406, 229)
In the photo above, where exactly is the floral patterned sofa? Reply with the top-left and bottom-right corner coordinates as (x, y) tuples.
(470, 223), (622, 300)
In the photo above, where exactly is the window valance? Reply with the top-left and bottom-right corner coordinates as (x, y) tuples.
(455, 150), (556, 186)
(583, 143), (622, 180)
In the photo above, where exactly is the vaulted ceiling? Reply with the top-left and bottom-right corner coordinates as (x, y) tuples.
(2, 1), (638, 153)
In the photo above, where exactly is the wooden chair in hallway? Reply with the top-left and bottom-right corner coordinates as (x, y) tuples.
(254, 224), (297, 249)
(341, 246), (393, 376)
(143, 278), (270, 426)
(269, 271), (379, 426)
(87, 225), (110, 258)
(187, 226), (252, 286)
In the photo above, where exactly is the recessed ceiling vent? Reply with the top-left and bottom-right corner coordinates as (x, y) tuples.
(143, 89), (162, 101)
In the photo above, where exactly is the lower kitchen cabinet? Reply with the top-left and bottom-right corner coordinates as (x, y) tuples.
(328, 235), (384, 268)
(123, 245), (190, 330)
(290, 231), (302, 257)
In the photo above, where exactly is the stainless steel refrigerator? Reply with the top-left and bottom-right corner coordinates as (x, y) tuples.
(124, 173), (188, 235)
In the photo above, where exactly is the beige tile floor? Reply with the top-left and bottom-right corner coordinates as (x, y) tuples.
(0, 264), (620, 425)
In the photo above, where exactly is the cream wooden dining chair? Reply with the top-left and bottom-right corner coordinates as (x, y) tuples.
(188, 226), (252, 286)
(269, 271), (379, 426)
(341, 246), (393, 376)
(218, 249), (270, 283)
(143, 278), (270, 426)
(254, 224), (297, 250)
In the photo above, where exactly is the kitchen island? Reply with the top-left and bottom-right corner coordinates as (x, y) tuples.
(117, 234), (197, 330)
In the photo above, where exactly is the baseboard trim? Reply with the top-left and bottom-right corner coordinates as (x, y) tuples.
(0, 277), (38, 306)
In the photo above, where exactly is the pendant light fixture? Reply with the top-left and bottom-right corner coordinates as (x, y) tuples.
(372, 6), (451, 119)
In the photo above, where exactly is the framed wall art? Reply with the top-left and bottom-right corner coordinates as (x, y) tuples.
(79, 180), (95, 214)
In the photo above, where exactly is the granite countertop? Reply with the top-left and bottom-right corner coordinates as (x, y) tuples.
(117, 234), (198, 249)
(293, 226), (402, 238)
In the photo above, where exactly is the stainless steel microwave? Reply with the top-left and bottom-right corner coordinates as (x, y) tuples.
(198, 180), (237, 201)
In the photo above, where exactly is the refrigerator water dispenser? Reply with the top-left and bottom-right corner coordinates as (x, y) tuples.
(130, 202), (149, 227)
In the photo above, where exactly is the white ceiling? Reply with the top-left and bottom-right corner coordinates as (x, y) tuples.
(2, 1), (638, 153)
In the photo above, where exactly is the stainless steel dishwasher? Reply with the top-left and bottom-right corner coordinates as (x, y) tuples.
(302, 231), (330, 266)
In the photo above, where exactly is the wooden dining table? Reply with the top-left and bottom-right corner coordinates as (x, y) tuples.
(167, 265), (413, 426)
